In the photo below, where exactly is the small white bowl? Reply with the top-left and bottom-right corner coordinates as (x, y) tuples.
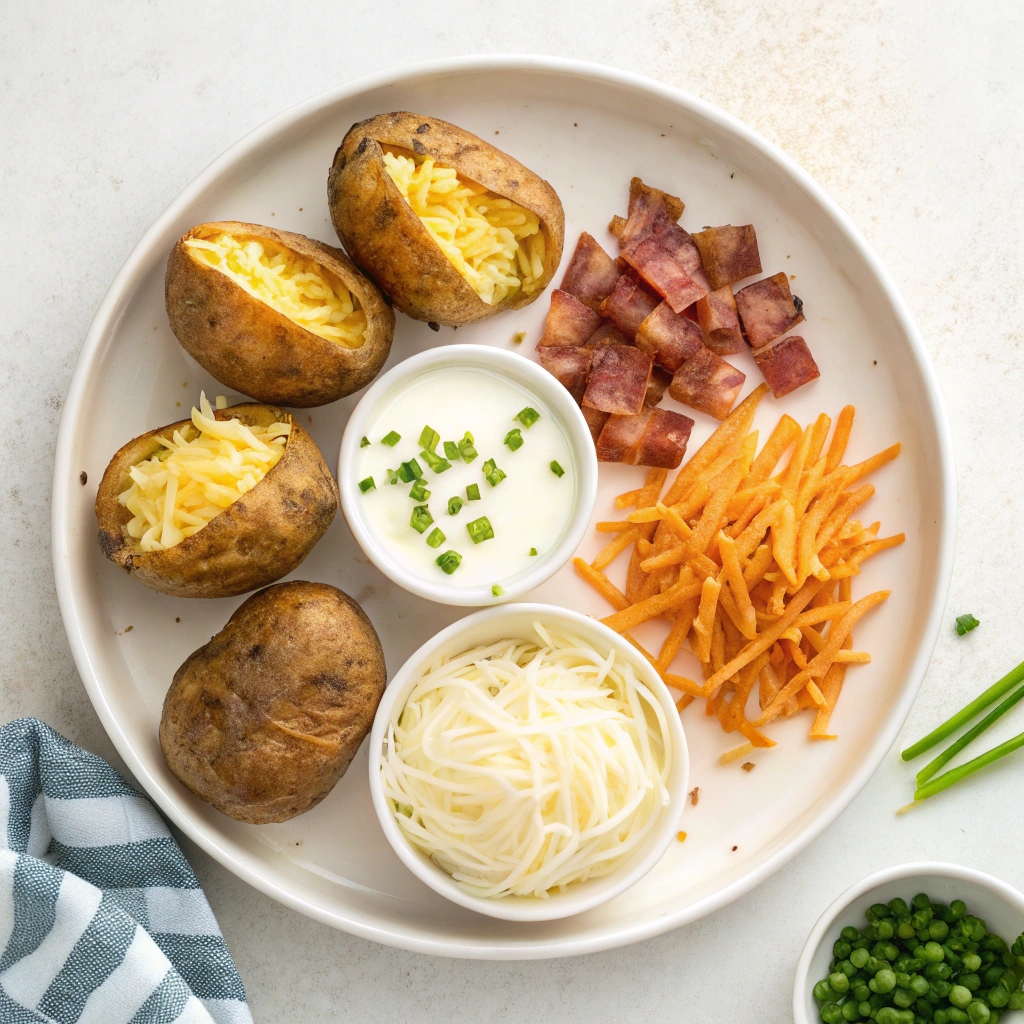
(367, 603), (690, 922)
(338, 345), (598, 607)
(794, 863), (1024, 1023)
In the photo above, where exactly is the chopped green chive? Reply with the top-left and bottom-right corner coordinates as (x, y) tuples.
(418, 425), (440, 451)
(435, 550), (462, 575)
(358, 476), (375, 493)
(467, 516), (494, 544)
(529, 547), (538, 556)
(458, 432), (478, 463)
(447, 496), (464, 516)
(466, 483), (481, 501)
(420, 448), (452, 473)
(443, 440), (460, 461)
(550, 460), (565, 478)
(955, 613), (980, 636)
(410, 505), (433, 534)
(492, 584), (504, 597)
(409, 479), (430, 501)
(504, 428), (524, 452)
(482, 458), (506, 487)
(381, 430), (401, 447)
(516, 407), (540, 428)
(397, 459), (422, 483)
(360, 436), (370, 448)
(512, 331), (526, 345)
(426, 527), (446, 549)
(386, 468), (399, 485)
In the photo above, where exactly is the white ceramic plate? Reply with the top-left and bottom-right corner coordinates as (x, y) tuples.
(52, 56), (955, 959)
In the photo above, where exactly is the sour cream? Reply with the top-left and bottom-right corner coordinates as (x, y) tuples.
(356, 367), (576, 590)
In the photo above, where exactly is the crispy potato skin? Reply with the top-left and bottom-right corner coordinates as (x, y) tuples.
(165, 222), (395, 407)
(94, 404), (338, 599)
(159, 581), (386, 824)
(327, 112), (565, 327)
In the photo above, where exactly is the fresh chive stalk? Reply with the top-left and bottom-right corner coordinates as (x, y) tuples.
(381, 430), (401, 447)
(397, 459), (422, 483)
(447, 496), (463, 516)
(466, 484), (481, 501)
(516, 407), (540, 428)
(435, 550), (462, 575)
(467, 516), (494, 544)
(426, 527), (446, 549)
(504, 428), (524, 452)
(410, 505), (433, 534)
(443, 441), (460, 461)
(458, 433), (478, 463)
(409, 479), (430, 501)
(358, 476), (375, 493)
(418, 425), (440, 452)
(550, 460), (565, 478)
(913, 729), (1024, 803)
(420, 448), (452, 473)
(360, 436), (370, 448)
(902, 657), (1024, 761)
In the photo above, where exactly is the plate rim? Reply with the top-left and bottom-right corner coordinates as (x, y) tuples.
(51, 54), (957, 959)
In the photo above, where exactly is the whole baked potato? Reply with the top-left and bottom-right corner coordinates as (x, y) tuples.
(160, 581), (386, 824)
(165, 222), (395, 407)
(95, 400), (338, 598)
(327, 112), (564, 327)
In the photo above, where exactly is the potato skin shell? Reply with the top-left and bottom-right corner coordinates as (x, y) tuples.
(327, 111), (565, 327)
(159, 581), (386, 824)
(94, 404), (338, 599)
(165, 222), (395, 407)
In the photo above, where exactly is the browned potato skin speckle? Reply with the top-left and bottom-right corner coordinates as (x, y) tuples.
(327, 112), (565, 327)
(165, 222), (395, 407)
(94, 404), (338, 599)
(159, 581), (386, 824)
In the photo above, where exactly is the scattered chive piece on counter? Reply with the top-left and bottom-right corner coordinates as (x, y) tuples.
(530, 547), (538, 556)
(358, 476), (375, 493)
(409, 479), (430, 501)
(426, 527), (446, 549)
(447, 496), (464, 516)
(512, 331), (526, 344)
(410, 505), (433, 534)
(458, 432), (478, 463)
(956, 613), (980, 636)
(360, 436), (370, 448)
(491, 584), (504, 597)
(466, 483), (481, 501)
(482, 458), (506, 487)
(435, 550), (462, 574)
(516, 406), (540, 428)
(504, 428), (524, 451)
(397, 459), (422, 482)
(550, 460), (565, 478)
(418, 425), (440, 451)
(381, 430), (401, 447)
(443, 440), (460, 461)
(467, 516), (494, 544)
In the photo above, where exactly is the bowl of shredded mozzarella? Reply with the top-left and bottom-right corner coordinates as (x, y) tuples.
(369, 604), (689, 921)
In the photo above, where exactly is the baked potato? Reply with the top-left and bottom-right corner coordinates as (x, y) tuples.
(165, 222), (395, 407)
(327, 112), (564, 327)
(95, 398), (338, 598)
(159, 580), (386, 824)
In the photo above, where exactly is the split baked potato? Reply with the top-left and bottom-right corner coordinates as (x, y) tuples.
(327, 112), (564, 327)
(160, 580), (386, 824)
(165, 222), (394, 407)
(95, 398), (338, 598)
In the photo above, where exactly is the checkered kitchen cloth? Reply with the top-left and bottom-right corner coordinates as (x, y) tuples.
(0, 718), (252, 1024)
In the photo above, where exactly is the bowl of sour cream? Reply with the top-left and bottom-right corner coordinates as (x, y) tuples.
(339, 344), (598, 606)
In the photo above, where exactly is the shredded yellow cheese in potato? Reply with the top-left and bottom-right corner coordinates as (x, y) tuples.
(185, 233), (366, 347)
(119, 394), (290, 551)
(382, 152), (545, 306)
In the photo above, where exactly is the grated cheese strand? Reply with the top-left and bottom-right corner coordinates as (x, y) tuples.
(382, 623), (671, 899)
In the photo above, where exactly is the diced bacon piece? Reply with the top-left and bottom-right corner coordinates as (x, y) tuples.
(621, 238), (707, 314)
(734, 272), (805, 350)
(635, 303), (703, 372)
(696, 286), (745, 356)
(669, 347), (746, 421)
(582, 344), (653, 416)
(596, 407), (694, 468)
(598, 274), (661, 341)
(537, 345), (593, 403)
(754, 335), (820, 398)
(582, 405), (610, 444)
(644, 366), (673, 407)
(628, 177), (685, 222)
(560, 233), (623, 311)
(619, 189), (702, 278)
(585, 321), (630, 348)
(539, 289), (602, 347)
(692, 225), (762, 290)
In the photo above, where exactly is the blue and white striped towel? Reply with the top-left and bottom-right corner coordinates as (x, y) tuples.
(0, 718), (252, 1024)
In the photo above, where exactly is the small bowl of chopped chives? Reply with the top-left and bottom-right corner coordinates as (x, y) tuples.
(794, 863), (1024, 1024)
(368, 603), (689, 921)
(338, 344), (598, 606)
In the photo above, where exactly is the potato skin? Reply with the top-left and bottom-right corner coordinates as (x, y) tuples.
(94, 404), (338, 599)
(165, 222), (395, 407)
(159, 581), (386, 824)
(327, 112), (565, 327)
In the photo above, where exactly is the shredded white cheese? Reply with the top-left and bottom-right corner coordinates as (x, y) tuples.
(382, 623), (671, 899)
(382, 152), (546, 306)
(118, 393), (290, 551)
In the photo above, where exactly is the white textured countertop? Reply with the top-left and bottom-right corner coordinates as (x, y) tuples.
(3, 2), (1023, 1020)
